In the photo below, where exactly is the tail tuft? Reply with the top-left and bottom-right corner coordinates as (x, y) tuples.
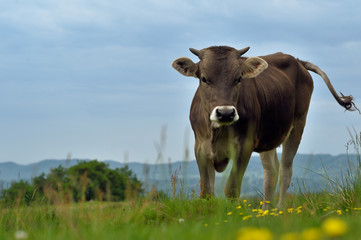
(299, 60), (359, 113)
(340, 92), (360, 113)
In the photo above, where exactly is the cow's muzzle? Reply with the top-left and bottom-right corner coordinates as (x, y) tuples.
(210, 106), (239, 128)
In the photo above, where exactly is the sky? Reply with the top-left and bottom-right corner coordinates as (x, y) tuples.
(0, 0), (360, 165)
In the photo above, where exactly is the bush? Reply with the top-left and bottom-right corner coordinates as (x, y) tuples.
(1, 160), (143, 206)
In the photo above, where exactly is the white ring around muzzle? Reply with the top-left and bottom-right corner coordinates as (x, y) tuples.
(210, 106), (239, 127)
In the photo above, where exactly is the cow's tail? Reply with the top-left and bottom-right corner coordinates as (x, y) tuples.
(299, 59), (358, 112)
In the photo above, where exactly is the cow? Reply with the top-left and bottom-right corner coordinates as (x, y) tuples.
(172, 46), (355, 209)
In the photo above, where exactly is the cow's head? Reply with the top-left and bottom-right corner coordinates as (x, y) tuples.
(172, 46), (268, 128)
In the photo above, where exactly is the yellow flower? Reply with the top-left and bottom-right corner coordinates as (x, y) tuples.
(242, 215), (252, 221)
(227, 211), (233, 216)
(336, 210), (342, 215)
(236, 205), (242, 209)
(322, 217), (348, 237)
(301, 228), (322, 240)
(287, 208), (294, 213)
(280, 232), (299, 240)
(204, 223), (208, 227)
(237, 227), (273, 240)
(263, 210), (269, 216)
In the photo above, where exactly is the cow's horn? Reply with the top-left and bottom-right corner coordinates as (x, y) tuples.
(189, 48), (201, 57)
(238, 46), (250, 57)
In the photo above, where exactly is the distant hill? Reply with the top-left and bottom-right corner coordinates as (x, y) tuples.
(0, 154), (360, 196)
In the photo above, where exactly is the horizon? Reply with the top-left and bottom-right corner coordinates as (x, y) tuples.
(1, 1), (361, 165)
(2, 152), (359, 166)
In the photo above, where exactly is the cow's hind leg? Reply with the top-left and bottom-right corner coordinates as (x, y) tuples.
(277, 116), (307, 209)
(260, 149), (279, 210)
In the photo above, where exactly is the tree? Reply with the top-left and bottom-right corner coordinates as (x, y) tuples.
(2, 180), (34, 205)
(1, 160), (144, 205)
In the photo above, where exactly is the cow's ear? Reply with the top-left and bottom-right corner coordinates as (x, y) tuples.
(172, 57), (198, 77)
(241, 57), (268, 79)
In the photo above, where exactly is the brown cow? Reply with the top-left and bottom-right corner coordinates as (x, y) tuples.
(172, 46), (355, 209)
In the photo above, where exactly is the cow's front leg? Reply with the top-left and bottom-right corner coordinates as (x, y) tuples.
(224, 144), (252, 198)
(195, 141), (215, 198)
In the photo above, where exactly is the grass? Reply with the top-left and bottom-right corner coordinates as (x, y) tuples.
(1, 194), (361, 240)
(2, 130), (361, 239)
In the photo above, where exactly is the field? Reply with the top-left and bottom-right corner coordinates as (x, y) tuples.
(2, 132), (361, 240)
(1, 193), (361, 240)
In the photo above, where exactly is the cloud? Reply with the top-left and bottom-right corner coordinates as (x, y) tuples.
(1, 0), (361, 163)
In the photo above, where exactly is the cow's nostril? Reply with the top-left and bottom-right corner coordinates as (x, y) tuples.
(230, 108), (235, 117)
(216, 108), (222, 118)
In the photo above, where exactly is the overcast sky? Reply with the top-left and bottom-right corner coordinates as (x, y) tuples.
(1, 0), (360, 165)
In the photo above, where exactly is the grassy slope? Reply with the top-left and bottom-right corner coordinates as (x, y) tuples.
(1, 132), (360, 239)
(1, 194), (361, 240)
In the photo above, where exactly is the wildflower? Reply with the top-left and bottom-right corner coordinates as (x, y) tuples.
(204, 223), (208, 227)
(301, 228), (322, 240)
(237, 227), (273, 240)
(242, 215), (252, 221)
(260, 200), (271, 206)
(15, 230), (28, 239)
(322, 217), (348, 238)
(236, 205), (242, 209)
(178, 218), (185, 223)
(287, 208), (294, 213)
(280, 232), (299, 240)
(336, 210), (342, 215)
(227, 211), (233, 216)
(263, 210), (269, 216)
(243, 199), (247, 203)
(279, 210), (284, 215)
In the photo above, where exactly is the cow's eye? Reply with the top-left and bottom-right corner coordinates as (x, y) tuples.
(236, 76), (242, 84)
(201, 77), (208, 84)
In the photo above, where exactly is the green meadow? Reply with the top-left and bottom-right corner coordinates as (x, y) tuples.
(1, 131), (361, 240)
(1, 196), (361, 240)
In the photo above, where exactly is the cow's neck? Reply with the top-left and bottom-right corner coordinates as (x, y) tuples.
(211, 126), (236, 151)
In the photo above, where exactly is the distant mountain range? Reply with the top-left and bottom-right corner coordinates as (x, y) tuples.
(0, 154), (360, 196)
